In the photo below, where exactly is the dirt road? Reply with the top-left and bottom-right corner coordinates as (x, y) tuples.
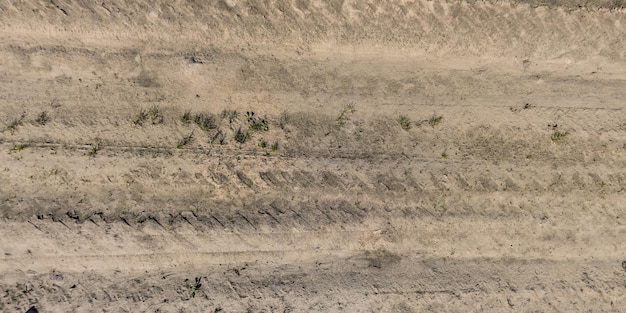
(1, 0), (625, 312)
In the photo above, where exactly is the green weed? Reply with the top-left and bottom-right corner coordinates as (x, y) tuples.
(134, 105), (163, 126)
(188, 277), (201, 299)
(221, 109), (239, 127)
(180, 111), (192, 124)
(12, 144), (27, 151)
(193, 113), (217, 131)
(234, 127), (251, 144)
(148, 105), (164, 124)
(551, 130), (569, 142)
(428, 114), (443, 127)
(133, 109), (148, 125)
(398, 115), (411, 131)
(336, 103), (356, 127)
(246, 111), (269, 132)
(87, 137), (103, 156)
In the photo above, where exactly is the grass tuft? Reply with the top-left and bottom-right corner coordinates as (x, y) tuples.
(193, 113), (217, 131)
(87, 137), (103, 157)
(133, 109), (148, 126)
(134, 105), (163, 126)
(180, 111), (192, 124)
(398, 115), (411, 131)
(234, 127), (251, 144)
(428, 114), (443, 127)
(148, 105), (164, 124)
(36, 111), (50, 125)
(246, 111), (269, 132)
(551, 130), (569, 142)
(222, 109), (238, 121)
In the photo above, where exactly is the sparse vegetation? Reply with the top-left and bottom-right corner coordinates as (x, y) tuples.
(148, 105), (164, 124)
(271, 141), (279, 152)
(246, 111), (269, 132)
(221, 109), (239, 125)
(193, 113), (217, 131)
(87, 137), (103, 156)
(413, 114), (443, 127)
(250, 119), (269, 132)
(524, 103), (533, 110)
(398, 115), (411, 131)
(133, 109), (148, 125)
(234, 127), (251, 144)
(551, 130), (569, 142)
(134, 105), (164, 126)
(259, 139), (268, 148)
(441, 152), (448, 159)
(36, 111), (50, 125)
(177, 132), (194, 148)
(428, 114), (443, 127)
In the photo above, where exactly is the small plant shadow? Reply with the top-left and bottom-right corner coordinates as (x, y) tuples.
(177, 132), (194, 148)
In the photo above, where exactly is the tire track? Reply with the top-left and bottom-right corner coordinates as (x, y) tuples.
(0, 0), (623, 60)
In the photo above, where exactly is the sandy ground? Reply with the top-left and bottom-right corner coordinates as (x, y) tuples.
(0, 0), (625, 312)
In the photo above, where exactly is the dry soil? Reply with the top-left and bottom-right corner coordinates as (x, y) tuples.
(0, 0), (625, 312)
